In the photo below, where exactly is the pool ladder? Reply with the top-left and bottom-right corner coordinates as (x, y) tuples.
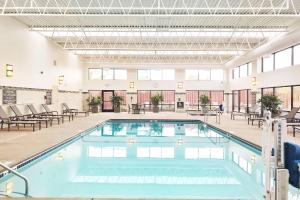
(0, 162), (29, 197)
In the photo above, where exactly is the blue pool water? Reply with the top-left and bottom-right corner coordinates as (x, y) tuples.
(0, 120), (265, 199)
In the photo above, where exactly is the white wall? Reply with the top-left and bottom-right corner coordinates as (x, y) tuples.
(227, 24), (300, 91)
(0, 17), (84, 114)
(0, 17), (82, 91)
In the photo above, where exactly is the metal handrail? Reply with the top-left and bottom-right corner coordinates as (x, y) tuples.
(0, 162), (29, 197)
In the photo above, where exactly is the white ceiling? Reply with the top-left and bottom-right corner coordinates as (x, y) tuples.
(1, 0), (300, 65)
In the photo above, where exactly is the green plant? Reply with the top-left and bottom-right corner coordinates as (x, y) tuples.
(110, 95), (124, 107)
(258, 94), (282, 115)
(199, 95), (210, 106)
(87, 96), (103, 106)
(150, 93), (164, 106)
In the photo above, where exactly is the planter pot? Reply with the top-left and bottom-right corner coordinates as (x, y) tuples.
(201, 105), (209, 113)
(114, 106), (121, 113)
(91, 105), (98, 113)
(153, 106), (159, 113)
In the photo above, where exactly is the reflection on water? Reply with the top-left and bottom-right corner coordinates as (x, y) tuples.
(0, 120), (268, 199)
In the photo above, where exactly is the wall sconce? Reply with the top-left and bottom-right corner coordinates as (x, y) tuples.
(58, 75), (64, 85)
(251, 77), (257, 86)
(129, 82), (134, 89)
(5, 64), (13, 77)
(177, 82), (183, 89)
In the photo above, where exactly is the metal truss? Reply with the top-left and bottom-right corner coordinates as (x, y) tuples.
(81, 54), (233, 65)
(0, 0), (299, 16)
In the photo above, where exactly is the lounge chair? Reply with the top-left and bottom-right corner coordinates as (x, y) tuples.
(9, 105), (52, 128)
(252, 107), (300, 128)
(281, 107), (300, 122)
(0, 106), (41, 131)
(62, 103), (89, 117)
(27, 104), (63, 124)
(42, 104), (73, 121)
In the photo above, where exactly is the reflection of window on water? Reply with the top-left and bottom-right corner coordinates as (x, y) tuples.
(162, 124), (175, 136)
(102, 125), (112, 136)
(185, 148), (224, 159)
(184, 124), (199, 136)
(88, 146), (127, 158)
(137, 147), (174, 158)
(137, 126), (151, 136)
(232, 152), (252, 174)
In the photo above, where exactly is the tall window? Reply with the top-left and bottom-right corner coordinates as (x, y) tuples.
(262, 55), (274, 72)
(88, 68), (102, 80)
(150, 69), (162, 80)
(293, 86), (300, 107)
(262, 88), (274, 95)
(294, 45), (300, 65)
(248, 63), (252, 76)
(185, 70), (198, 80)
(198, 69), (210, 80)
(211, 69), (223, 81)
(239, 90), (248, 112)
(137, 69), (150, 80)
(210, 91), (224, 105)
(239, 64), (248, 78)
(275, 48), (292, 69)
(103, 68), (114, 80)
(275, 87), (291, 110)
(162, 69), (175, 80)
(138, 69), (175, 80)
(233, 67), (239, 79)
(114, 69), (127, 80)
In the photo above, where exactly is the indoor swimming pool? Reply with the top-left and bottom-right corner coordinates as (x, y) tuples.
(0, 119), (265, 199)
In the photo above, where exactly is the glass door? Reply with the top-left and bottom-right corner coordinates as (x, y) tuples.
(102, 90), (114, 112)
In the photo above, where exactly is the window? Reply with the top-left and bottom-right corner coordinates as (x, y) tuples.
(248, 63), (252, 75)
(114, 69), (127, 80)
(210, 91), (224, 105)
(239, 64), (248, 78)
(294, 45), (300, 65)
(150, 69), (162, 80)
(233, 67), (239, 79)
(293, 86), (300, 107)
(162, 69), (175, 80)
(138, 69), (150, 80)
(211, 69), (223, 80)
(275, 48), (292, 69)
(262, 88), (274, 95)
(262, 55), (274, 72)
(198, 69), (210, 80)
(88, 68), (102, 80)
(103, 68), (114, 80)
(185, 70), (198, 80)
(275, 87), (291, 110)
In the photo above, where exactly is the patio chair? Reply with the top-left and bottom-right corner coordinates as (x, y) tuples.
(27, 104), (63, 124)
(0, 106), (41, 131)
(9, 105), (52, 128)
(281, 107), (300, 122)
(62, 103), (89, 117)
(42, 104), (73, 121)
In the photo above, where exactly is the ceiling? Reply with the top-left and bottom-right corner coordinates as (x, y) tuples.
(1, 0), (300, 65)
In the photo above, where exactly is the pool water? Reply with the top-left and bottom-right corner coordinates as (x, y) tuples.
(0, 120), (265, 199)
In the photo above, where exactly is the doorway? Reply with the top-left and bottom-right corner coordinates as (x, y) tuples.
(102, 90), (114, 112)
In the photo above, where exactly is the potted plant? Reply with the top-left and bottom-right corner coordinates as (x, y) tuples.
(199, 95), (210, 113)
(87, 96), (103, 113)
(150, 93), (164, 113)
(110, 95), (124, 113)
(258, 94), (282, 118)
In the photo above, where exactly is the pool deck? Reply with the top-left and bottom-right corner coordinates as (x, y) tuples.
(1, 111), (300, 178)
(1, 112), (300, 169)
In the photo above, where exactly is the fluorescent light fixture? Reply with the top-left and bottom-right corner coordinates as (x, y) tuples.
(58, 75), (64, 85)
(72, 50), (244, 56)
